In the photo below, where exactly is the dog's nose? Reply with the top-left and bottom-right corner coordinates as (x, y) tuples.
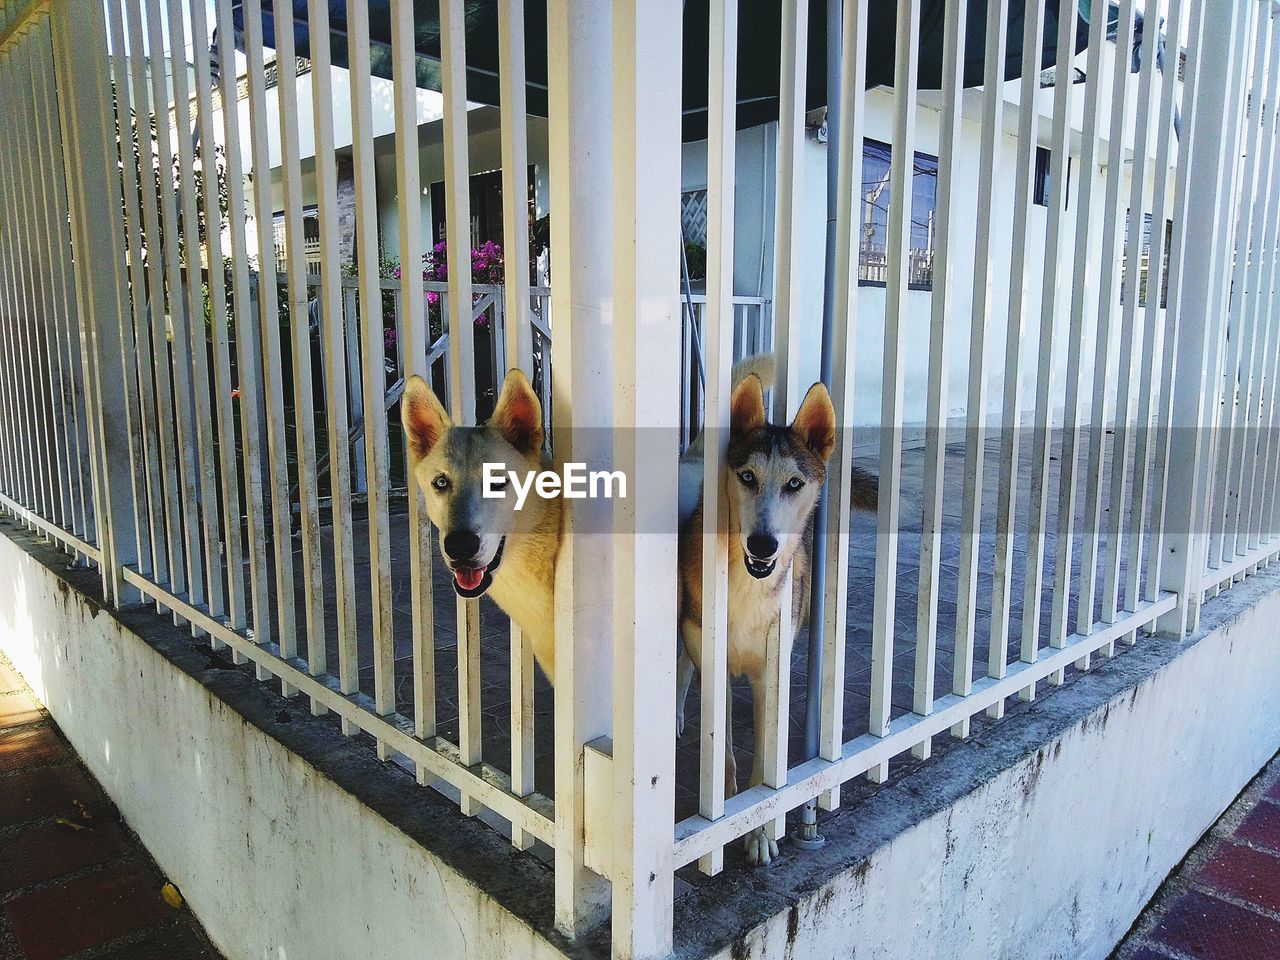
(746, 533), (778, 558)
(443, 530), (482, 562)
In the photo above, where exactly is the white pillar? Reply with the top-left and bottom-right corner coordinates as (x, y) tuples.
(49, 0), (140, 605)
(609, 0), (682, 954)
(546, 0), (617, 937)
(1158, 0), (1250, 634)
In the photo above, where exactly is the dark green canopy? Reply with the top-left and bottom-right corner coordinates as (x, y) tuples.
(229, 1), (1124, 141)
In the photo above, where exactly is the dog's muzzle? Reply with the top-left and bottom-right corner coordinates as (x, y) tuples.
(450, 536), (506, 598)
(743, 551), (777, 579)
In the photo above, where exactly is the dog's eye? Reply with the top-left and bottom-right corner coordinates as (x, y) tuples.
(432, 475), (450, 492)
(738, 470), (756, 486)
(492, 475), (509, 491)
(785, 477), (803, 491)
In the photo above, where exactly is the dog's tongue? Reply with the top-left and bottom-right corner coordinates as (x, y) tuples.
(455, 567), (485, 591)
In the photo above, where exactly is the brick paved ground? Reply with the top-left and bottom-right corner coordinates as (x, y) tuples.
(1115, 752), (1280, 960)
(0, 653), (222, 960)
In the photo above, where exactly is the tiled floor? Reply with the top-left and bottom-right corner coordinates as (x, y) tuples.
(1114, 753), (1280, 960)
(0, 653), (222, 960)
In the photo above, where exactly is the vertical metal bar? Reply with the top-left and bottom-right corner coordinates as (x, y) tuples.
(770, 0), (807, 423)
(609, 4), (682, 950)
(273, 0), (327, 702)
(1018, 0), (1077, 688)
(212, 0), (271, 665)
(497, 0), (534, 845)
(242, 0), (299, 680)
(143, 0), (206, 617)
(819, 0), (870, 808)
(869, 0), (919, 762)
(17, 38), (71, 540)
(757, 0), (807, 828)
(103, 0), (163, 576)
(1065, 0), (1137, 659)
(546, 0), (615, 933)
(38, 19), (92, 545)
(1221, 11), (1280, 571)
(438, 0), (483, 787)
(8, 45), (51, 524)
(1104, 0), (1164, 629)
(345, 0), (395, 730)
(1206, 9), (1270, 586)
(166, 0), (223, 619)
(123, 0), (185, 599)
(0, 50), (27, 513)
(389, 0), (434, 757)
(7, 43), (53, 527)
(1238, 10), (1280, 563)
(188, 0), (245, 630)
(306, 0), (358, 710)
(1049, 0), (1111, 675)
(801, 0), (841, 812)
(967, 0), (1028, 723)
(0, 50), (18, 507)
(49, 22), (92, 537)
(952, 0), (1008, 727)
(695, 0), (737, 874)
(1157, 0), (1247, 636)
(441, 0), (477, 427)
(1194, 0), (1256, 596)
(49, 0), (142, 604)
(1133, 0), (1196, 611)
(911, 0), (966, 760)
(1249, 14), (1280, 554)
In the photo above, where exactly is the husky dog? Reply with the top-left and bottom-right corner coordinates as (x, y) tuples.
(402, 357), (876, 867)
(402, 370), (563, 678)
(676, 364), (877, 865)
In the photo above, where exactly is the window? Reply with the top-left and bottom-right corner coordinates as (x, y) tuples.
(1120, 213), (1173, 308)
(272, 206), (322, 275)
(1033, 147), (1051, 206)
(858, 139), (938, 289)
(1033, 147), (1073, 208)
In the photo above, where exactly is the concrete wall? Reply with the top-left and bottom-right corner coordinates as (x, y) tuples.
(3, 508), (1277, 960)
(0, 525), (579, 960)
(683, 567), (1280, 960)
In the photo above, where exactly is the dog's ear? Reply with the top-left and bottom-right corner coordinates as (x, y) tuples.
(402, 375), (451, 460)
(791, 382), (836, 462)
(491, 368), (544, 454)
(730, 373), (766, 434)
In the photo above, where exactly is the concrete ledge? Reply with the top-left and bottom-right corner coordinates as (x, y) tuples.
(672, 565), (1280, 959)
(6, 513), (1280, 960)
(0, 521), (590, 960)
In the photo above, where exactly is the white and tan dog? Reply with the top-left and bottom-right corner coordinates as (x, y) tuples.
(402, 370), (563, 677)
(402, 358), (875, 866)
(676, 365), (876, 864)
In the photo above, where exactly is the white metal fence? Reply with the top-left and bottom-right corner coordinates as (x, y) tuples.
(0, 0), (1277, 957)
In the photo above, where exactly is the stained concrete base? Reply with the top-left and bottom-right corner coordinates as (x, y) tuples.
(671, 566), (1280, 960)
(3, 515), (1279, 960)
(0, 521), (586, 960)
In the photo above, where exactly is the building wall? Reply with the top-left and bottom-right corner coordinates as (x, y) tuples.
(233, 38), (1175, 428)
(685, 58), (1171, 428)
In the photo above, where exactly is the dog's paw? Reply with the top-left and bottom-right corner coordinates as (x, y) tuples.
(676, 705), (687, 739)
(743, 827), (778, 866)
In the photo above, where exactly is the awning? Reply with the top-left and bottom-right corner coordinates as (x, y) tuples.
(228, 1), (1143, 142)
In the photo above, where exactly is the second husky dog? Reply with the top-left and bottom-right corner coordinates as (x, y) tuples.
(676, 365), (877, 865)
